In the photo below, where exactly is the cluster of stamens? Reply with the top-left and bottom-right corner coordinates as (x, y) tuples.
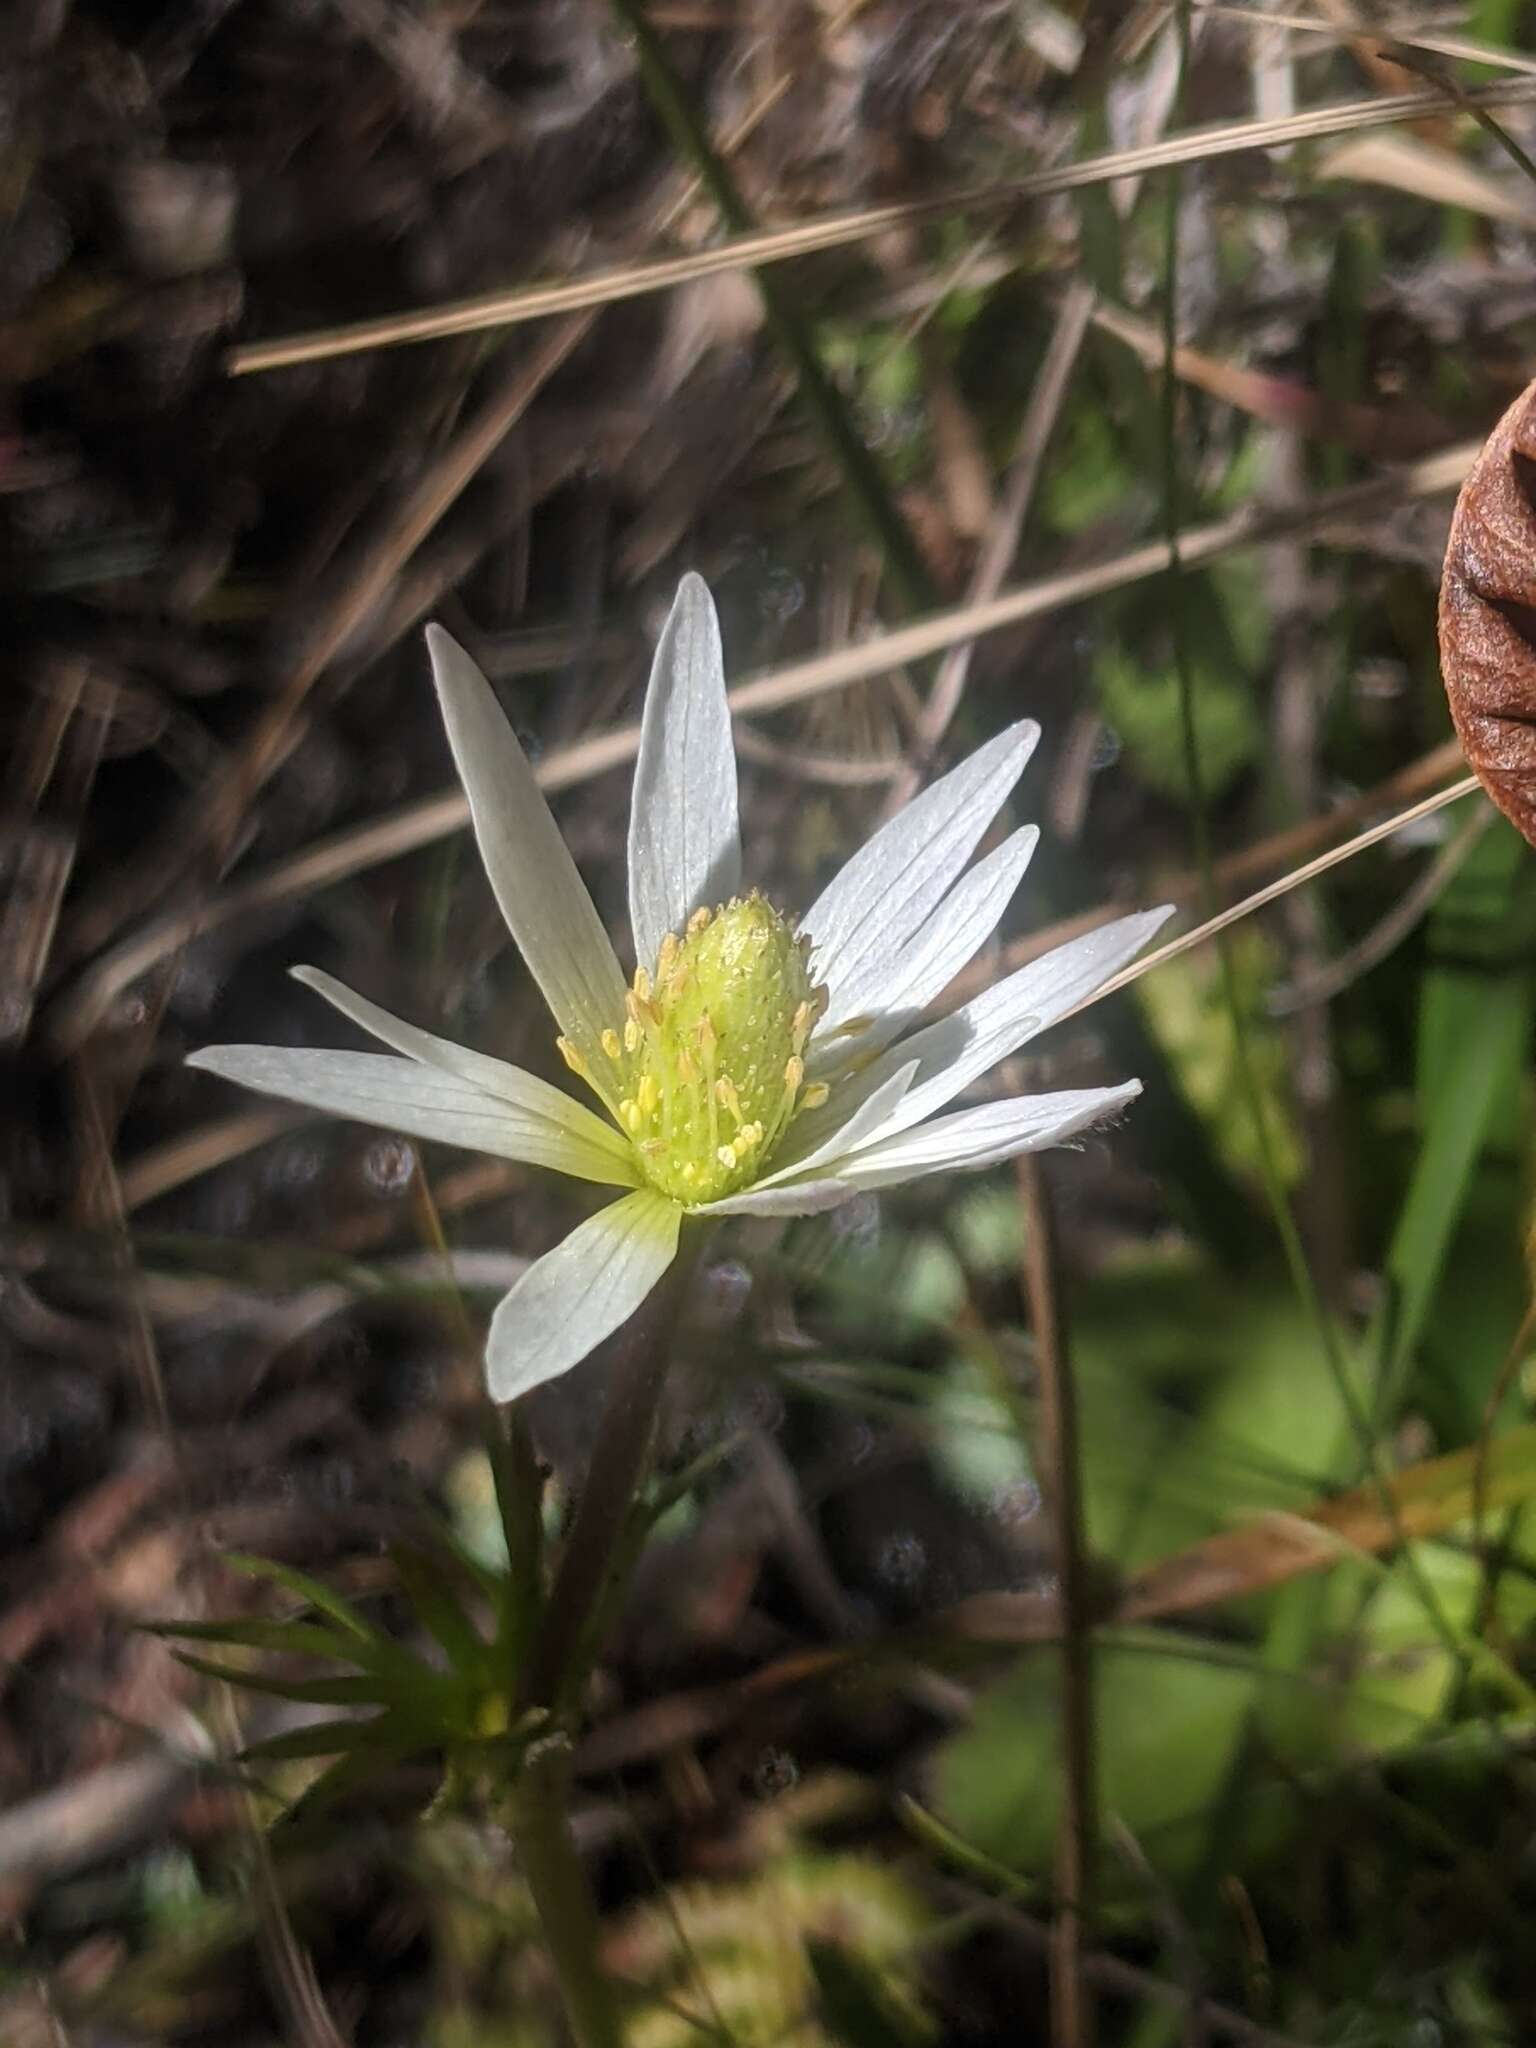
(556, 892), (829, 1205)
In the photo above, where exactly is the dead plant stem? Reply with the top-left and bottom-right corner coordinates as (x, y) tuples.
(1017, 1156), (1095, 2048)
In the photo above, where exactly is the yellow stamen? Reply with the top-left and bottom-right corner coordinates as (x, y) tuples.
(637, 1073), (659, 1118)
(556, 1035), (587, 1077)
(601, 1027), (622, 1060)
(802, 1082), (831, 1110)
(623, 1016), (641, 1053)
(687, 906), (712, 935)
(621, 1099), (643, 1134)
(633, 965), (652, 1002)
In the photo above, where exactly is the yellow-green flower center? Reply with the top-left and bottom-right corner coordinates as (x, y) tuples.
(558, 893), (829, 1205)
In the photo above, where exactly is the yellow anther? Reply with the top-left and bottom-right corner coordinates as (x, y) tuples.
(717, 1142), (738, 1170)
(802, 1082), (831, 1110)
(783, 1054), (805, 1093)
(637, 1073), (659, 1117)
(623, 1016), (641, 1053)
(621, 1099), (643, 1134)
(601, 1028), (622, 1060)
(676, 1047), (696, 1083)
(697, 1012), (717, 1051)
(687, 905), (712, 935)
(657, 932), (680, 977)
(715, 1075), (741, 1116)
(791, 1001), (814, 1051)
(737, 1122), (763, 1154)
(633, 965), (652, 1002)
(555, 1035), (587, 1077)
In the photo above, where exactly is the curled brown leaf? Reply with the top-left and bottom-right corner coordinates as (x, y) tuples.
(1439, 377), (1536, 847)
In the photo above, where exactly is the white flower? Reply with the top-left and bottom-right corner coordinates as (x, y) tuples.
(190, 576), (1171, 1402)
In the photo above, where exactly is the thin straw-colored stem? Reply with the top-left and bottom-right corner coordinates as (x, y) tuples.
(227, 80), (1536, 375)
(1075, 774), (1484, 1018)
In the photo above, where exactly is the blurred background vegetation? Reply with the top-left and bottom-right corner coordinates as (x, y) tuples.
(4, 1), (1536, 2042)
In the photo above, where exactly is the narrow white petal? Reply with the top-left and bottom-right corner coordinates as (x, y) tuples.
(812, 826), (1039, 1065)
(187, 1046), (638, 1187)
(700, 1178), (857, 1217)
(628, 574), (741, 970)
(801, 722), (1039, 1013)
(426, 626), (627, 1065)
(485, 1190), (681, 1401)
(747, 1060), (918, 1189)
(292, 967), (635, 1177)
(797, 905), (1174, 1153)
(837, 1083), (1142, 1191)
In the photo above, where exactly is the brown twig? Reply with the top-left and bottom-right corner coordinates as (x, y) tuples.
(1017, 1156), (1095, 2048)
(881, 280), (1097, 819)
(48, 444), (1476, 1053)
(225, 82), (1536, 375)
(68, 313), (594, 964)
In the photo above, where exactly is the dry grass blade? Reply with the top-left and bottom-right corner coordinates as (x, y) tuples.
(882, 280), (1097, 819)
(68, 314), (593, 965)
(1320, 131), (1536, 223)
(1075, 775), (1485, 1018)
(47, 439), (1477, 1051)
(226, 81), (1536, 375)
(1196, 2), (1536, 79)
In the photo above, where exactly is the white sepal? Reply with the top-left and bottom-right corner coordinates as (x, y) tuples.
(803, 721), (1038, 1013)
(804, 906), (1173, 1155)
(628, 574), (741, 971)
(426, 626), (627, 1068)
(838, 1082), (1142, 1190)
(292, 967), (636, 1179)
(485, 1189), (681, 1401)
(811, 825), (1038, 1068)
(186, 1046), (637, 1186)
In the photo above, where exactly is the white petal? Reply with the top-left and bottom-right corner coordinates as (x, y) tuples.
(187, 1046), (638, 1187)
(426, 626), (627, 1066)
(292, 967), (636, 1178)
(701, 1178), (857, 1217)
(838, 1083), (1142, 1191)
(485, 1189), (681, 1401)
(628, 574), (741, 971)
(747, 1060), (919, 1189)
(811, 826), (1038, 1068)
(802, 722), (1039, 1014)
(798, 905), (1174, 1154)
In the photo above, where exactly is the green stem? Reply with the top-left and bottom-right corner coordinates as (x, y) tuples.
(508, 1743), (624, 2048)
(506, 1231), (706, 2045)
(521, 1228), (705, 1715)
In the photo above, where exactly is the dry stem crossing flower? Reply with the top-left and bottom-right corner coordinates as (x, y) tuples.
(191, 576), (1170, 1400)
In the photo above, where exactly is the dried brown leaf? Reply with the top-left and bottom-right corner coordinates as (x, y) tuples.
(1439, 378), (1536, 846)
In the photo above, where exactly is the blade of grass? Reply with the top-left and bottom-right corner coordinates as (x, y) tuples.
(227, 80), (1536, 373)
(607, 0), (934, 612)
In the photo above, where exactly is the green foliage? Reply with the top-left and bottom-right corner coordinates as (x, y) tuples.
(145, 1509), (545, 1816)
(617, 1850), (934, 2048)
(1135, 926), (1303, 1192)
(935, 1633), (1259, 1885)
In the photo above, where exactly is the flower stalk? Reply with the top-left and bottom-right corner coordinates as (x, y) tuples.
(506, 1738), (624, 2048)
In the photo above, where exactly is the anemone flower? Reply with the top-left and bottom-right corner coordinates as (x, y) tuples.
(190, 576), (1170, 1400)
